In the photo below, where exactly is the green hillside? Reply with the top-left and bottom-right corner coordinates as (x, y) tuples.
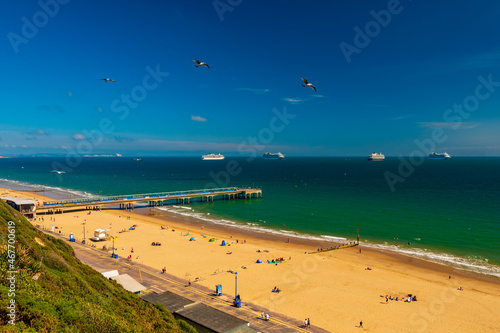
(0, 201), (195, 333)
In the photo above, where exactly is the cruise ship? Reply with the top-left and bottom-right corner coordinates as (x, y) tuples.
(429, 152), (450, 159)
(262, 152), (285, 159)
(202, 153), (225, 160)
(367, 152), (385, 161)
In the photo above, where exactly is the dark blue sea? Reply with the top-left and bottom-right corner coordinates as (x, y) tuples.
(1, 156), (499, 277)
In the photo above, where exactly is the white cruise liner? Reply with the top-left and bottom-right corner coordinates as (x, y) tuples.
(367, 152), (385, 161)
(202, 153), (225, 160)
(262, 152), (285, 159)
(429, 152), (450, 159)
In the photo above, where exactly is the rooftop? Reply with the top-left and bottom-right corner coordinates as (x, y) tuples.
(1, 197), (36, 205)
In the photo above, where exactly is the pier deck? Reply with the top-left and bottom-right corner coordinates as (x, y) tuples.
(36, 187), (262, 213)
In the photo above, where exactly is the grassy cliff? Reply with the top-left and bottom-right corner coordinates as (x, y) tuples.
(0, 201), (195, 332)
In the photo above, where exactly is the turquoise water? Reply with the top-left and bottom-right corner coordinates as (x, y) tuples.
(1, 156), (499, 276)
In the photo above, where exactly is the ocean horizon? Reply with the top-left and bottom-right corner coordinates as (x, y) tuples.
(1, 156), (499, 278)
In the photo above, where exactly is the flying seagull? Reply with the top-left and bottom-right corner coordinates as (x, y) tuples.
(98, 78), (116, 82)
(192, 59), (210, 68)
(300, 77), (316, 92)
(51, 170), (67, 174)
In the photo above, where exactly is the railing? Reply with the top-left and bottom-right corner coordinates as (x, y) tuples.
(41, 187), (245, 207)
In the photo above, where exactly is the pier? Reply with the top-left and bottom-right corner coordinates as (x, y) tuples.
(36, 187), (262, 213)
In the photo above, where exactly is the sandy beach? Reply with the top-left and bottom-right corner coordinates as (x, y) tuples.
(4, 187), (500, 332)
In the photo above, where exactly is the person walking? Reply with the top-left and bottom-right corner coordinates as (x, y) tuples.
(307, 318), (311, 328)
(360, 320), (363, 328)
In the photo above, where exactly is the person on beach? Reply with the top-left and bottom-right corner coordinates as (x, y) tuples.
(265, 313), (269, 321)
(188, 279), (191, 286)
(307, 318), (310, 328)
(261, 311), (265, 320)
(360, 320), (363, 328)
(304, 319), (308, 328)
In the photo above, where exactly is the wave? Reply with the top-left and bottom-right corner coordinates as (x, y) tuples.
(361, 242), (500, 278)
(0, 178), (94, 199)
(156, 206), (500, 278)
(156, 206), (349, 242)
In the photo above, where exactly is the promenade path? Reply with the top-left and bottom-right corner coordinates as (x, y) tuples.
(39, 227), (331, 333)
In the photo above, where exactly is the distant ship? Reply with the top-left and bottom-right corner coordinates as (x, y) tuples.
(368, 152), (385, 161)
(202, 153), (225, 160)
(133, 158), (142, 161)
(262, 152), (285, 159)
(429, 152), (450, 159)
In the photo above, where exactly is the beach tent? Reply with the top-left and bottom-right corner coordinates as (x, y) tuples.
(256, 259), (262, 263)
(209, 238), (215, 242)
(221, 240), (226, 246)
(184, 232), (190, 236)
(189, 237), (195, 241)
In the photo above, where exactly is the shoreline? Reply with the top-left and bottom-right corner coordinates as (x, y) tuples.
(139, 205), (500, 285)
(2, 180), (500, 282)
(4, 186), (500, 332)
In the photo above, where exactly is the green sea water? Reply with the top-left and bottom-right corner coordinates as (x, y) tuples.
(1, 156), (499, 276)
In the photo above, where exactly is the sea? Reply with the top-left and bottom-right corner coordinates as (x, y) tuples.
(1, 156), (499, 277)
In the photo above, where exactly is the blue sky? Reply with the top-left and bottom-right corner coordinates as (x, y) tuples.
(1, 0), (500, 156)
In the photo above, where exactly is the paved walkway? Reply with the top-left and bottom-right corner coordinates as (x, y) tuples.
(39, 227), (330, 333)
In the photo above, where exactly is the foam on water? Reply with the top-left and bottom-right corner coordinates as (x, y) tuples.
(157, 205), (500, 278)
(0, 178), (93, 199)
(363, 242), (500, 278)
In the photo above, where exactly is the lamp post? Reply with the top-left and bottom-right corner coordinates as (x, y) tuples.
(82, 223), (86, 244)
(234, 272), (238, 304)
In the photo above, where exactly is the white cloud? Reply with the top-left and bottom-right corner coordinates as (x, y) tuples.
(191, 115), (207, 122)
(417, 122), (479, 129)
(235, 88), (270, 94)
(71, 133), (87, 140)
(282, 98), (302, 104)
(30, 129), (47, 136)
(282, 95), (324, 104)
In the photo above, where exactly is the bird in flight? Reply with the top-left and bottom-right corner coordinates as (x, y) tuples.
(300, 78), (316, 92)
(51, 170), (67, 174)
(98, 78), (116, 82)
(192, 60), (210, 68)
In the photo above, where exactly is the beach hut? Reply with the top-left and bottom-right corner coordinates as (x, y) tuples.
(90, 228), (109, 241)
(221, 240), (226, 246)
